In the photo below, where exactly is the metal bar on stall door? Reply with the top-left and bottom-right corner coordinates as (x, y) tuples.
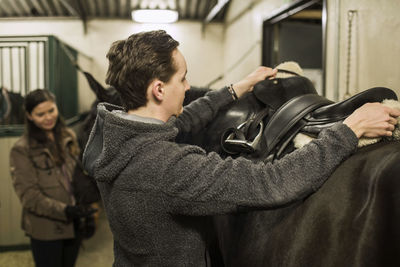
(25, 45), (29, 95)
(21, 47), (27, 94)
(19, 47), (23, 94)
(37, 41), (40, 89)
(0, 47), (3, 87)
(10, 47), (14, 91)
(44, 40), (49, 90)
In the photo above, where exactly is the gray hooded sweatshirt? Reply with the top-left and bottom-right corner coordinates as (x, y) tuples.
(83, 87), (358, 266)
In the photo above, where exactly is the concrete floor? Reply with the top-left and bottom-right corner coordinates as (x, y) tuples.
(0, 209), (114, 267)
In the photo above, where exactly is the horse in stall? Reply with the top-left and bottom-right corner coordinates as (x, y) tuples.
(77, 66), (400, 266)
(0, 86), (25, 125)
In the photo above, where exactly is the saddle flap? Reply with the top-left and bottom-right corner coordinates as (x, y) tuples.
(264, 94), (334, 154)
(253, 76), (318, 110)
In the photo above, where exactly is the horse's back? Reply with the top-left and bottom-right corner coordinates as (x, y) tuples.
(215, 141), (400, 267)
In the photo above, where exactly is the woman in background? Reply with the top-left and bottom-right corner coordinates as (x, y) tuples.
(9, 89), (95, 267)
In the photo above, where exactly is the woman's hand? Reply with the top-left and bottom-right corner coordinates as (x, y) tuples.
(232, 66), (277, 98)
(343, 102), (400, 138)
(65, 204), (98, 221)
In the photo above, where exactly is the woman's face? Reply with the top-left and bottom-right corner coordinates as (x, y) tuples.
(27, 100), (59, 131)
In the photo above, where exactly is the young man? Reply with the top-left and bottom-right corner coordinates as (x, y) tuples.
(83, 30), (400, 266)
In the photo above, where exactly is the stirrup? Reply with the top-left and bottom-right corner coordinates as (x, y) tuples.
(222, 121), (264, 154)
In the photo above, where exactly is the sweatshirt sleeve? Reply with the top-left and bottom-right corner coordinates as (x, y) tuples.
(9, 145), (68, 221)
(175, 87), (233, 134)
(158, 123), (358, 215)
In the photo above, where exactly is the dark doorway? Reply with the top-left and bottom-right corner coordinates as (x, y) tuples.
(262, 0), (325, 94)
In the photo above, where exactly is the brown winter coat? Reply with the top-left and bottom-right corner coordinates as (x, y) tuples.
(9, 129), (79, 240)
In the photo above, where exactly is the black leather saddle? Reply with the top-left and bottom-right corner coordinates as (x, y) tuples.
(221, 75), (317, 155)
(222, 77), (398, 162)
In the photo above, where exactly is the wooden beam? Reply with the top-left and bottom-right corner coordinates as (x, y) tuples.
(85, 0), (96, 17)
(60, 0), (88, 33)
(38, 0), (55, 16)
(59, 0), (78, 16)
(204, 0), (229, 23)
(17, 0), (32, 15)
(50, 0), (65, 15)
(1, 0), (16, 16)
(7, 0), (24, 15)
(29, 0), (46, 15)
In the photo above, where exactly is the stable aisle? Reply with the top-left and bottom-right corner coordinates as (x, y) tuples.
(0, 208), (114, 267)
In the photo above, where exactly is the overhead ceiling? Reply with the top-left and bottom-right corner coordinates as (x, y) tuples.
(0, 0), (230, 22)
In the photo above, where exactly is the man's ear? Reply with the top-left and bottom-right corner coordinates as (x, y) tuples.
(150, 80), (165, 101)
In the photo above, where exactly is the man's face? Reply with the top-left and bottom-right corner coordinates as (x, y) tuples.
(163, 49), (190, 117)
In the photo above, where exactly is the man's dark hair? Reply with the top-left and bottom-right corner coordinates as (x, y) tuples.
(105, 30), (180, 110)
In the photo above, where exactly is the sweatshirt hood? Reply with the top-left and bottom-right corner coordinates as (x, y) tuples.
(82, 102), (178, 183)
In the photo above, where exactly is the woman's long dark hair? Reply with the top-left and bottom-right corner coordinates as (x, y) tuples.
(24, 89), (78, 165)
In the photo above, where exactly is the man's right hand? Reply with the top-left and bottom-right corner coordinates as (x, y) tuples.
(343, 102), (400, 138)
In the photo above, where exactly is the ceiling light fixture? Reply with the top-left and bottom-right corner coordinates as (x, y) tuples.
(131, 9), (179, 23)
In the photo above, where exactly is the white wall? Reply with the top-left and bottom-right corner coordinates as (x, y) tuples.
(223, 0), (400, 100)
(222, 0), (297, 86)
(334, 0), (400, 99)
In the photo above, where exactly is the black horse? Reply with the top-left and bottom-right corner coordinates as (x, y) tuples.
(78, 72), (400, 266)
(0, 86), (25, 125)
(177, 75), (400, 266)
